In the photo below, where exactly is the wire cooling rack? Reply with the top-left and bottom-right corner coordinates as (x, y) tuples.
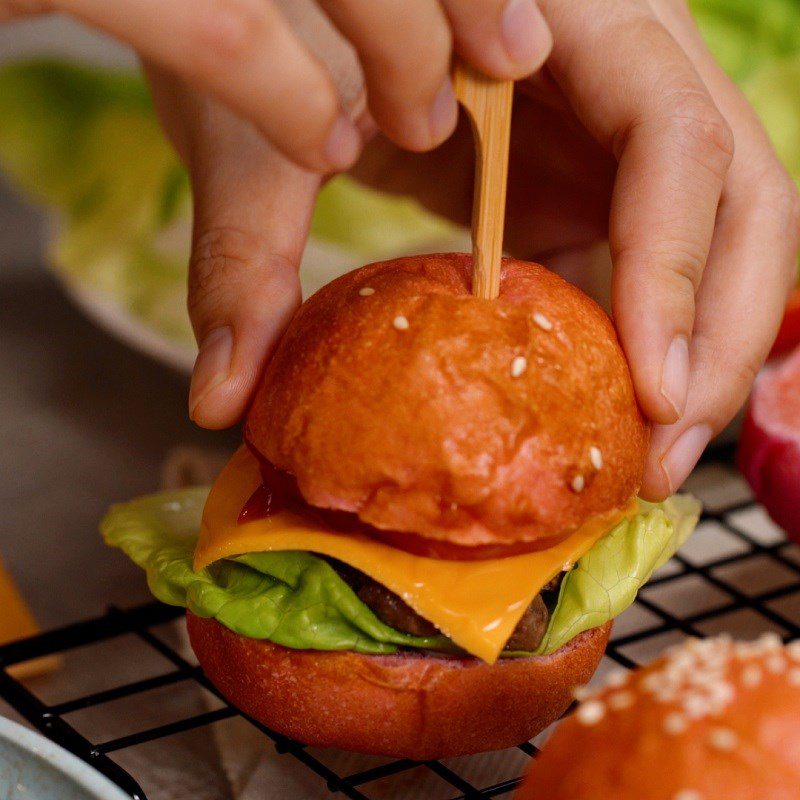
(2, 445), (800, 800)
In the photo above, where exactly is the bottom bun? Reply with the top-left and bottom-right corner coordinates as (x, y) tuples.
(187, 612), (610, 759)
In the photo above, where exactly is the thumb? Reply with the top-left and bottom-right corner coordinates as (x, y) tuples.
(185, 112), (320, 429)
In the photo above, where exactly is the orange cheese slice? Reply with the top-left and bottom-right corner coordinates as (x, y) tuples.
(196, 447), (634, 663)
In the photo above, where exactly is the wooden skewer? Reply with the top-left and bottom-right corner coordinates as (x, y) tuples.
(452, 59), (513, 300)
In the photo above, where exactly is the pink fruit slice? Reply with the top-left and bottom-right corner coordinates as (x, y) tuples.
(769, 287), (800, 359)
(738, 346), (800, 541)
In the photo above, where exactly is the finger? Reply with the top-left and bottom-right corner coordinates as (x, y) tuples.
(56, 0), (359, 172)
(609, 86), (733, 425)
(316, 0), (457, 151)
(440, 0), (552, 78)
(180, 101), (319, 429)
(641, 164), (800, 499)
(0, 0), (50, 20)
(607, 38), (734, 427)
(540, 0), (734, 425)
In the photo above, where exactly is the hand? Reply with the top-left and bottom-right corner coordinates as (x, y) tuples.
(172, 0), (798, 501)
(1, 0), (551, 170)
(354, 0), (800, 499)
(9, 0), (797, 502)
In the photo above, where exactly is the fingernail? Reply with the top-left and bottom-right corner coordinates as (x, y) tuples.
(660, 336), (690, 419)
(189, 326), (233, 419)
(501, 0), (552, 68)
(323, 114), (361, 171)
(659, 423), (712, 495)
(428, 79), (458, 144)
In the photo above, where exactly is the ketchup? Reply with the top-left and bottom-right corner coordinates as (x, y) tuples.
(237, 440), (302, 523)
(238, 440), (367, 531)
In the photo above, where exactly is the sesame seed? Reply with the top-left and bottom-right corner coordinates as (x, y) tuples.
(511, 356), (528, 378)
(741, 665), (762, 688)
(733, 642), (754, 659)
(767, 655), (787, 674)
(572, 686), (591, 702)
(605, 669), (630, 689)
(637, 637), (739, 729)
(708, 727), (738, 752)
(788, 668), (800, 686)
(708, 684), (735, 713)
(576, 700), (605, 726)
(674, 791), (703, 800)
(589, 445), (603, 470)
(533, 312), (553, 331)
(392, 315), (409, 331)
(663, 713), (688, 735)
(608, 691), (635, 711)
(759, 632), (783, 652)
(358, 286), (375, 296)
(683, 693), (713, 720)
(787, 640), (800, 661)
(570, 474), (585, 493)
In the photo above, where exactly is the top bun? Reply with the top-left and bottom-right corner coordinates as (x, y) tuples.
(247, 253), (647, 547)
(518, 634), (800, 800)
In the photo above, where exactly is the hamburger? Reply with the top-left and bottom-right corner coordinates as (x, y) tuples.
(518, 633), (800, 799)
(103, 253), (699, 759)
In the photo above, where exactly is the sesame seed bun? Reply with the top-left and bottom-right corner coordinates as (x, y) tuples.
(518, 634), (800, 800)
(246, 253), (648, 547)
(186, 612), (611, 759)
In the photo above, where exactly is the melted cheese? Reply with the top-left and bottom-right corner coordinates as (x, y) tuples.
(196, 447), (634, 663)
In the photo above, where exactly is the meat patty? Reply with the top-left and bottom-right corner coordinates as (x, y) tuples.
(332, 559), (564, 652)
(357, 580), (439, 637)
(504, 594), (549, 651)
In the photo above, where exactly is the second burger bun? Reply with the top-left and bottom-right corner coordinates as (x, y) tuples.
(187, 612), (611, 759)
(518, 634), (800, 799)
(247, 253), (648, 547)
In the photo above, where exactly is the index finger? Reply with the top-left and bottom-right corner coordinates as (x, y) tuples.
(641, 161), (800, 499)
(541, 0), (734, 424)
(56, 0), (359, 172)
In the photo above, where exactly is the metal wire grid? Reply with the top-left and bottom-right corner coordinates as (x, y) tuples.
(1, 450), (799, 800)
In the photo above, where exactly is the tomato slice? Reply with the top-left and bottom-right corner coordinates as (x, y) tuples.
(769, 287), (800, 359)
(240, 441), (569, 559)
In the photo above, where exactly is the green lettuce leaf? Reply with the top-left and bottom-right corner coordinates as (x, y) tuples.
(102, 488), (700, 659)
(688, 0), (800, 82)
(0, 60), (461, 354)
(0, 59), (194, 346)
(744, 54), (800, 186)
(101, 488), (452, 655)
(687, 0), (800, 280)
(3, 32), (800, 350)
(310, 175), (460, 259)
(535, 495), (701, 655)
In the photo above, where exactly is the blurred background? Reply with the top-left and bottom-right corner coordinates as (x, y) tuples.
(1, 0), (799, 656)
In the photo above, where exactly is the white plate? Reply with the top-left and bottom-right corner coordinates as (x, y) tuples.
(0, 716), (131, 800)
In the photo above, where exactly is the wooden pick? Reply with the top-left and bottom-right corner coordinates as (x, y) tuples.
(452, 59), (513, 300)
